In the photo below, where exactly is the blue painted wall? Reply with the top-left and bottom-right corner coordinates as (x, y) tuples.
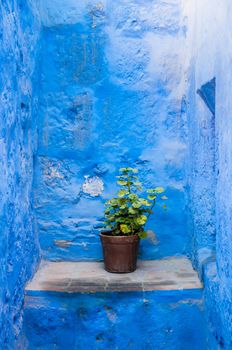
(24, 290), (207, 350)
(0, 1), (41, 348)
(35, 0), (190, 261)
(1, 0), (232, 348)
(187, 0), (232, 347)
(187, 0), (217, 266)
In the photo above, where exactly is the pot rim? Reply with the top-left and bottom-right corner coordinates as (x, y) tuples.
(100, 231), (139, 238)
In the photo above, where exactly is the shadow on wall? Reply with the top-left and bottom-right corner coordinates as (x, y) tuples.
(0, 0), (41, 348)
(197, 77), (216, 116)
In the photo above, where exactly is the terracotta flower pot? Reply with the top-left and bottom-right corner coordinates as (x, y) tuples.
(100, 232), (140, 273)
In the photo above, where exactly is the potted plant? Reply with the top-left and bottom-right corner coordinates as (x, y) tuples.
(100, 167), (167, 273)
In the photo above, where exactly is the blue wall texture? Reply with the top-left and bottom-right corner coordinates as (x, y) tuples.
(35, 0), (190, 261)
(24, 290), (206, 350)
(187, 0), (232, 348)
(187, 0), (217, 266)
(0, 1), (40, 348)
(1, 0), (232, 348)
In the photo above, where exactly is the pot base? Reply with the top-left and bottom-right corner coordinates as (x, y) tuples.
(104, 268), (137, 274)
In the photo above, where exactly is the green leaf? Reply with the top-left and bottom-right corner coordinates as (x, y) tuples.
(117, 180), (127, 186)
(116, 175), (129, 180)
(163, 204), (167, 210)
(131, 168), (139, 173)
(148, 195), (156, 201)
(147, 189), (155, 194)
(118, 190), (128, 198)
(161, 195), (168, 200)
(106, 214), (116, 221)
(119, 167), (138, 173)
(138, 231), (147, 239)
(105, 198), (118, 206)
(128, 207), (137, 214)
(119, 168), (128, 172)
(135, 215), (147, 226)
(154, 187), (165, 194)
(120, 167), (131, 173)
(120, 224), (131, 234)
(132, 202), (142, 209)
(128, 194), (138, 200)
(111, 199), (120, 207)
(116, 217), (126, 223)
(140, 199), (152, 206)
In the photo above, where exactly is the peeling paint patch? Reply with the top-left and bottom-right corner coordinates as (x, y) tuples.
(54, 240), (72, 248)
(82, 176), (104, 197)
(45, 164), (64, 180)
(104, 306), (117, 323)
(146, 230), (159, 245)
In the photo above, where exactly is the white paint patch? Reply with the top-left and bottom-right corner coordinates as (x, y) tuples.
(141, 139), (187, 167)
(147, 230), (159, 245)
(82, 176), (104, 197)
(160, 139), (187, 165)
(145, 32), (184, 93)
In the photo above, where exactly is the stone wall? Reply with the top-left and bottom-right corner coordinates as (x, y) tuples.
(2, 0), (232, 348)
(214, 1), (232, 347)
(187, 0), (217, 266)
(188, 0), (232, 347)
(35, 0), (191, 261)
(24, 290), (206, 350)
(0, 1), (41, 348)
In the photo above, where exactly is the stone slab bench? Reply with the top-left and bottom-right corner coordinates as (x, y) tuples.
(26, 257), (202, 294)
(24, 258), (206, 349)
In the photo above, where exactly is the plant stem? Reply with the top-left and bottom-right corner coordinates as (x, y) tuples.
(146, 199), (156, 221)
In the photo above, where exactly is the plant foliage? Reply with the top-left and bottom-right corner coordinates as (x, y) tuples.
(103, 168), (167, 239)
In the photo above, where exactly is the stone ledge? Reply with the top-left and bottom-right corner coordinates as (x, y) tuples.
(25, 257), (202, 294)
